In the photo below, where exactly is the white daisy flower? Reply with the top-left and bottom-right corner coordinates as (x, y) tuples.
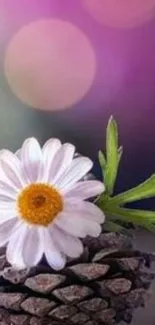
(0, 138), (105, 270)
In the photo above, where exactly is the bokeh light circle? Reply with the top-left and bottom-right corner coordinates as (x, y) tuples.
(82, 0), (155, 29)
(5, 19), (96, 111)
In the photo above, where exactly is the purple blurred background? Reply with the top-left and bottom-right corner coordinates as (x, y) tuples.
(1, 0), (155, 206)
(0, 2), (155, 324)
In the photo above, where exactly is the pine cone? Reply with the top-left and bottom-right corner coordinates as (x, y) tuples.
(0, 232), (154, 325)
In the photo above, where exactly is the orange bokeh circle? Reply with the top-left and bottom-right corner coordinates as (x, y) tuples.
(5, 19), (96, 111)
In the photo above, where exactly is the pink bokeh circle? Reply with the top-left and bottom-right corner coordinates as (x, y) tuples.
(4, 19), (96, 111)
(82, 0), (155, 28)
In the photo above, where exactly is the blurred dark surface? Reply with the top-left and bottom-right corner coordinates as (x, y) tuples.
(132, 229), (155, 325)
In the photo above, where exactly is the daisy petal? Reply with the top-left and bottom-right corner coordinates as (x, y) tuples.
(0, 218), (19, 247)
(0, 150), (27, 189)
(0, 202), (16, 224)
(43, 228), (66, 270)
(54, 212), (88, 238)
(22, 227), (43, 267)
(80, 219), (101, 237)
(64, 180), (105, 199)
(64, 199), (105, 224)
(0, 192), (14, 202)
(39, 138), (61, 181)
(57, 157), (93, 190)
(43, 138), (61, 162)
(48, 143), (75, 184)
(16, 149), (21, 160)
(55, 209), (102, 238)
(0, 179), (18, 201)
(51, 225), (83, 258)
(6, 222), (27, 269)
(21, 138), (43, 182)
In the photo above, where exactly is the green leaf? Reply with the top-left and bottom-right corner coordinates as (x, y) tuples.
(97, 115), (155, 234)
(103, 220), (131, 236)
(104, 116), (120, 195)
(103, 204), (155, 227)
(98, 150), (106, 179)
(108, 174), (155, 206)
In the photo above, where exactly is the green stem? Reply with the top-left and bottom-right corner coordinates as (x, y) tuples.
(102, 204), (155, 227)
(108, 175), (155, 206)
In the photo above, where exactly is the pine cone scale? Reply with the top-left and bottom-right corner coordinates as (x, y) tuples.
(52, 285), (93, 304)
(21, 297), (57, 317)
(67, 264), (110, 282)
(25, 274), (66, 294)
(0, 231), (154, 325)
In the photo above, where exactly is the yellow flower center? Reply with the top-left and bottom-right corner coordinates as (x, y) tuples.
(17, 183), (63, 226)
